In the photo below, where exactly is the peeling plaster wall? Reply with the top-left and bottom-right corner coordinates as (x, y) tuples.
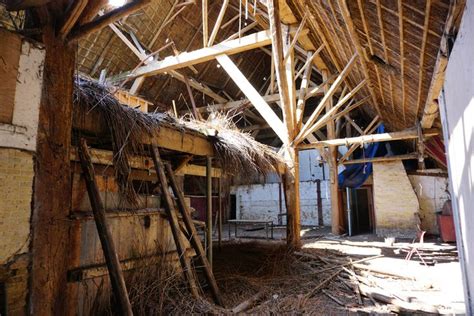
(0, 40), (44, 151)
(408, 174), (450, 234)
(373, 161), (419, 238)
(233, 181), (332, 226)
(0, 32), (44, 315)
(232, 149), (332, 226)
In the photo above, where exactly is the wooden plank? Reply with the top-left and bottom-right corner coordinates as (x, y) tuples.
(298, 128), (440, 149)
(68, 0), (151, 41)
(165, 163), (224, 305)
(341, 153), (419, 165)
(58, 0), (88, 39)
(122, 30), (272, 80)
(78, 139), (133, 316)
(150, 146), (200, 298)
(69, 147), (223, 177)
(208, 0), (229, 46)
(216, 54), (288, 143)
(0, 29), (21, 124)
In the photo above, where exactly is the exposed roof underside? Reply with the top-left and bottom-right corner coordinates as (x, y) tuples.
(288, 0), (464, 131)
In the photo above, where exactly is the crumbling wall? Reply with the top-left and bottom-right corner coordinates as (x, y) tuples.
(0, 29), (45, 314)
(373, 161), (419, 238)
(408, 174), (450, 234)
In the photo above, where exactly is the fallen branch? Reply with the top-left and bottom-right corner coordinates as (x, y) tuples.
(231, 291), (266, 313)
(322, 289), (345, 306)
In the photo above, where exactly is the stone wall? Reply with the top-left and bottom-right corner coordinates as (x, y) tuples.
(373, 161), (419, 238)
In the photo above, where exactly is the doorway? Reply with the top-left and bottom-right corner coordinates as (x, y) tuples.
(348, 186), (374, 235)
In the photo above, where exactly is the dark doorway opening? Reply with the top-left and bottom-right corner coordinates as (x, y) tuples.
(230, 194), (237, 220)
(348, 186), (374, 235)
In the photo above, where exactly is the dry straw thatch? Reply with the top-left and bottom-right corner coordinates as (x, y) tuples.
(73, 76), (283, 202)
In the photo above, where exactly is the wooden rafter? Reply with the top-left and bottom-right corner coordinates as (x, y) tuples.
(420, 0), (462, 128)
(296, 51), (313, 130)
(58, 0), (88, 39)
(356, 0), (385, 110)
(308, 79), (367, 134)
(202, 0), (208, 47)
(295, 53), (358, 144)
(339, 116), (380, 163)
(208, 0), (230, 46)
(300, 127), (440, 150)
(216, 54), (288, 143)
(337, 0), (381, 117)
(69, 0), (151, 41)
(375, 0), (395, 114)
(414, 0), (432, 124)
(397, 0), (406, 122)
(268, 0), (295, 140)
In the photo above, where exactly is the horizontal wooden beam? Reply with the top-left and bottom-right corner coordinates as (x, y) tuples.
(298, 128), (440, 149)
(341, 153), (419, 165)
(70, 148), (222, 177)
(121, 30), (273, 80)
(73, 111), (214, 156)
(69, 0), (151, 41)
(198, 88), (324, 113)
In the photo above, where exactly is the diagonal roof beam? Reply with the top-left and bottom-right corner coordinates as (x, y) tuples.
(216, 54), (288, 143)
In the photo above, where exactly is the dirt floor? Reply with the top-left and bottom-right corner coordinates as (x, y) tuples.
(209, 226), (465, 314)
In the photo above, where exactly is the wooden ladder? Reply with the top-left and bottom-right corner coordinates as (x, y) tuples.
(150, 145), (223, 306)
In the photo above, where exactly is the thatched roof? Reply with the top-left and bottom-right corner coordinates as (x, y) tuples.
(287, 0), (465, 131)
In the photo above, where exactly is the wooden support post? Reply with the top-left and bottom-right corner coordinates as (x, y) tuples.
(267, 0), (300, 248)
(218, 177), (223, 250)
(323, 69), (342, 235)
(150, 146), (200, 298)
(206, 156), (213, 266)
(30, 19), (75, 315)
(164, 164), (223, 306)
(78, 140), (133, 316)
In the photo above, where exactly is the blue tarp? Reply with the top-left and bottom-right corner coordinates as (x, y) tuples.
(338, 124), (385, 188)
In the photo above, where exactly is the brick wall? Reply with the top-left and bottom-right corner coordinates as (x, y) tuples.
(373, 161), (419, 238)
(0, 149), (35, 315)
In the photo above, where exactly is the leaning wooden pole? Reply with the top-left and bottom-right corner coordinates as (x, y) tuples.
(206, 157), (213, 266)
(322, 69), (342, 235)
(150, 145), (200, 299)
(164, 163), (224, 306)
(78, 139), (133, 316)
